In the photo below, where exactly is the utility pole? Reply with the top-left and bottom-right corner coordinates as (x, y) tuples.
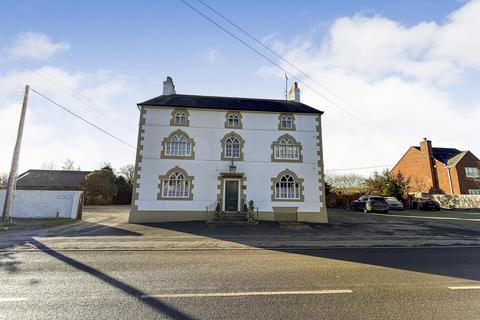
(2, 85), (30, 221)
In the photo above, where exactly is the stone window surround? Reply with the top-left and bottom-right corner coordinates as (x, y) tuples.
(278, 113), (296, 131)
(157, 166), (194, 200)
(271, 133), (303, 163)
(271, 169), (305, 202)
(224, 111), (243, 129)
(170, 108), (190, 127)
(220, 131), (245, 161)
(160, 129), (195, 160)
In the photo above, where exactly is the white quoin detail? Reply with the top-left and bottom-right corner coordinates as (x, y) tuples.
(287, 82), (300, 102)
(163, 76), (176, 95)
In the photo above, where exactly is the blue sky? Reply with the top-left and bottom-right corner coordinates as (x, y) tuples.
(1, 0), (479, 174)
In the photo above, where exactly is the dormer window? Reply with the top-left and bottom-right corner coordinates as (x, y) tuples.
(224, 111), (243, 129)
(170, 108), (190, 126)
(278, 113), (296, 131)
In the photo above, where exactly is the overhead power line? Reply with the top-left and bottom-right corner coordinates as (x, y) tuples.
(180, 0), (406, 147)
(15, 58), (136, 133)
(31, 88), (136, 150)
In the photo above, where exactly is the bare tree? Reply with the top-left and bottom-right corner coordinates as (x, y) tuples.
(100, 161), (113, 170)
(41, 161), (58, 170)
(119, 164), (135, 188)
(0, 172), (8, 189)
(61, 159), (80, 170)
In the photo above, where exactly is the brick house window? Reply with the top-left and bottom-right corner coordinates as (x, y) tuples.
(465, 167), (479, 178)
(468, 189), (480, 195)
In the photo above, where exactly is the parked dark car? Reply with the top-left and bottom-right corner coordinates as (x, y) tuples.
(412, 197), (441, 211)
(352, 195), (389, 213)
(384, 197), (404, 210)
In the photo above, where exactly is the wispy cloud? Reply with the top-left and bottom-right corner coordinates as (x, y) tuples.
(258, 0), (480, 172)
(205, 47), (225, 64)
(5, 32), (70, 60)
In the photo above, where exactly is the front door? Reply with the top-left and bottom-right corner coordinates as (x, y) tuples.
(224, 180), (239, 212)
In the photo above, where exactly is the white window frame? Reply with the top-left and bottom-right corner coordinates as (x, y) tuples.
(280, 115), (293, 129)
(465, 167), (479, 178)
(275, 174), (300, 200)
(274, 138), (299, 160)
(165, 134), (192, 156)
(162, 172), (190, 198)
(174, 112), (187, 125)
(468, 189), (480, 195)
(227, 114), (239, 127)
(224, 136), (240, 158)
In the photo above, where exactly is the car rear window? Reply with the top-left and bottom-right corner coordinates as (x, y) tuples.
(370, 197), (385, 201)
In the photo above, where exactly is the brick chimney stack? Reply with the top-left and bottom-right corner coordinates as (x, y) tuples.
(419, 138), (439, 192)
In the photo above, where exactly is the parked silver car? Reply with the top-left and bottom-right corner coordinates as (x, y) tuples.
(384, 197), (404, 210)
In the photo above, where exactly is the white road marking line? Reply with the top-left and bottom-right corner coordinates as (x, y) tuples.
(0, 297), (28, 302)
(448, 286), (480, 290)
(141, 289), (353, 299)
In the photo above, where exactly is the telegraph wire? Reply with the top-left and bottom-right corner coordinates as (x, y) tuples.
(31, 88), (136, 150)
(179, 0), (405, 147)
(196, 0), (406, 144)
(15, 58), (136, 133)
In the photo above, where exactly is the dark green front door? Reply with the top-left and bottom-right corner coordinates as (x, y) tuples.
(224, 180), (239, 212)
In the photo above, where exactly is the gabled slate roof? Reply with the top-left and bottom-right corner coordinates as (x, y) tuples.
(413, 146), (463, 165)
(138, 94), (323, 114)
(16, 170), (91, 190)
(446, 151), (468, 167)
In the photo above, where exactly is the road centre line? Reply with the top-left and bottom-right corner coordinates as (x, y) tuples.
(448, 286), (480, 290)
(0, 297), (28, 302)
(141, 289), (353, 299)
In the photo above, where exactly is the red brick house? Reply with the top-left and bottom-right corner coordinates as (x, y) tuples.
(392, 138), (480, 195)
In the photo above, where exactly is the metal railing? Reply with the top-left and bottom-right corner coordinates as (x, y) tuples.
(205, 200), (220, 222)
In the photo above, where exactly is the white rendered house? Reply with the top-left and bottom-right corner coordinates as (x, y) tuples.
(129, 77), (328, 223)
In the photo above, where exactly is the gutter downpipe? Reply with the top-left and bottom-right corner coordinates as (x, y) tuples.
(446, 166), (454, 195)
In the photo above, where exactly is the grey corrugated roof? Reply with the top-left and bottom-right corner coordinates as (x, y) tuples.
(138, 94), (323, 114)
(16, 170), (91, 190)
(413, 146), (463, 165)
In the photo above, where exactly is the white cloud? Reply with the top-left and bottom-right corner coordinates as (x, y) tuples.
(205, 47), (225, 64)
(5, 32), (70, 60)
(0, 65), (138, 174)
(260, 0), (480, 174)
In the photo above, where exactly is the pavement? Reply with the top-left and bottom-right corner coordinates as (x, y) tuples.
(1, 206), (480, 251)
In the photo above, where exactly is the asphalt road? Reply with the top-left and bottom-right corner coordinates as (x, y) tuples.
(1, 246), (480, 320)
